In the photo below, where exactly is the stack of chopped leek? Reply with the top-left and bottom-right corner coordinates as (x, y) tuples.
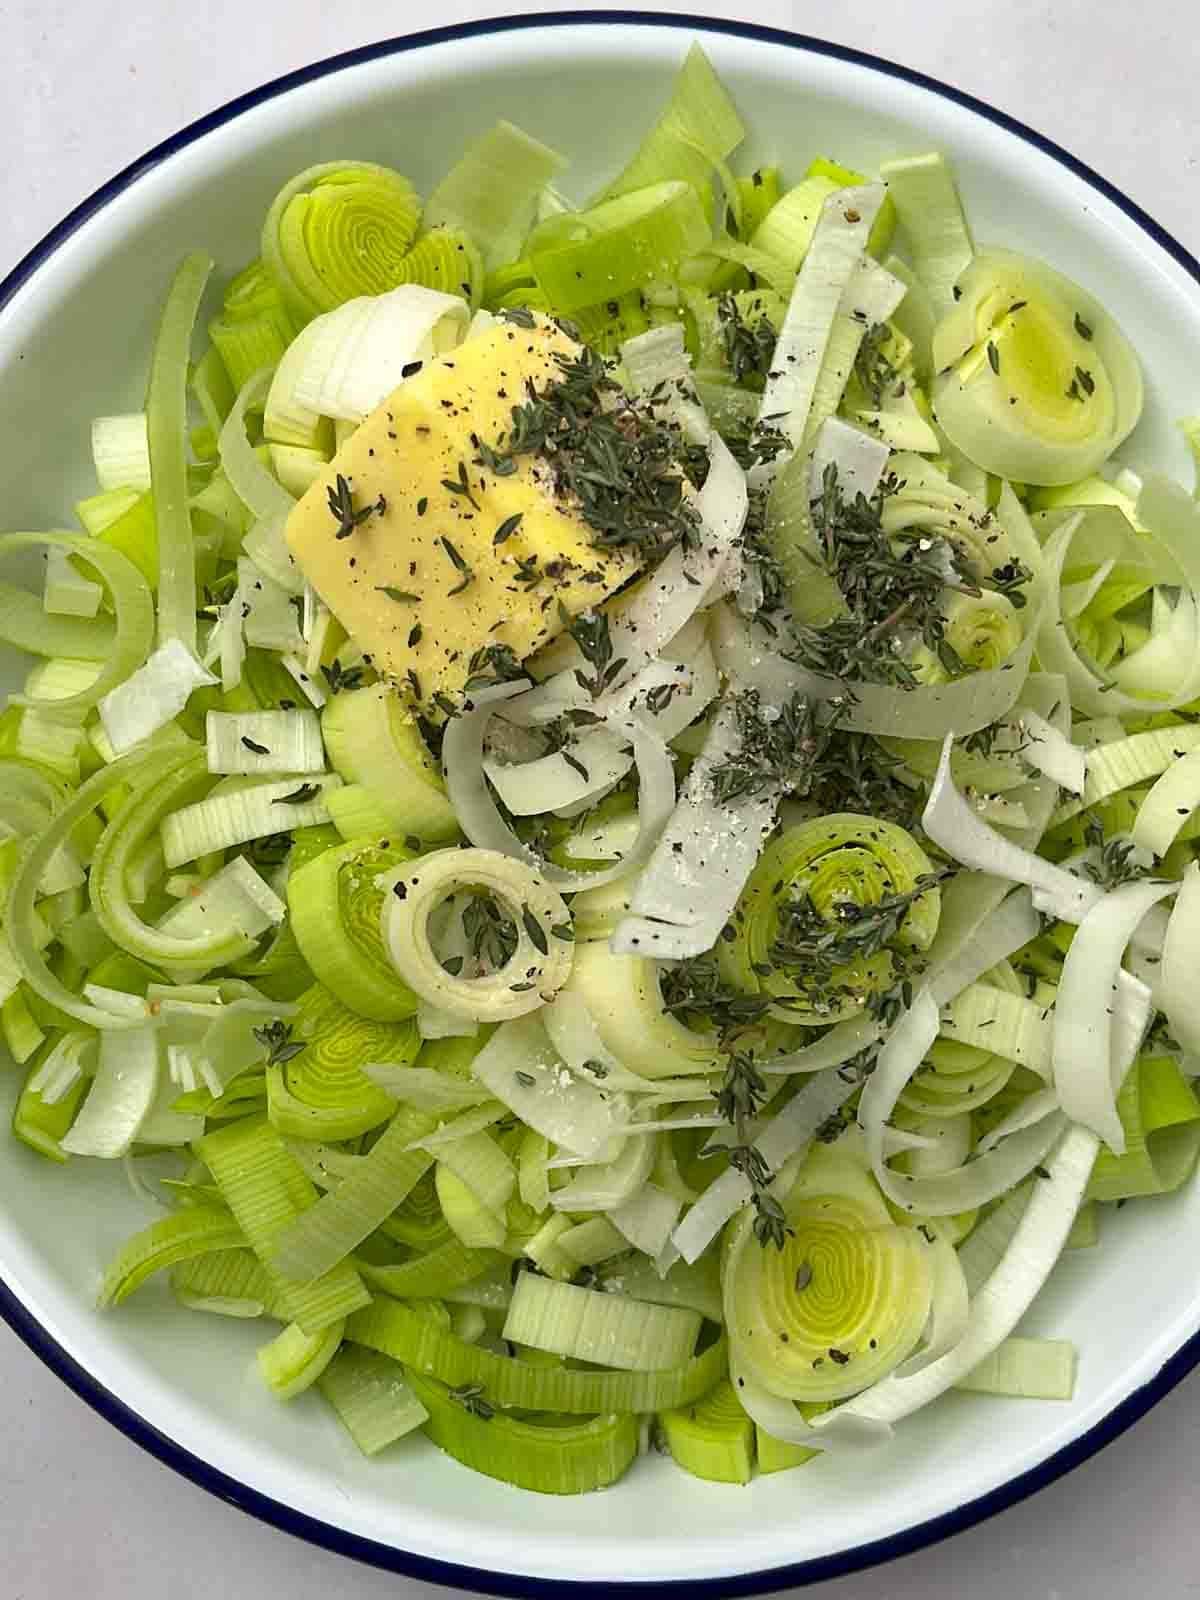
(3, 41), (1200, 1495)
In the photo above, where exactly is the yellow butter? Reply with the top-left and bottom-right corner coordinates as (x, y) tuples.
(285, 316), (643, 706)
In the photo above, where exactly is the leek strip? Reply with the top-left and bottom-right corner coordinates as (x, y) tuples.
(408, 1371), (637, 1495)
(99, 639), (216, 754)
(0, 578), (115, 660)
(547, 1131), (657, 1214)
(609, 1182), (681, 1258)
(205, 710), (324, 776)
(672, 1070), (860, 1263)
(0, 533), (153, 719)
(815, 1125), (1097, 1433)
(1131, 749), (1200, 857)
(363, 1066), (488, 1114)
(98, 1206), (245, 1307)
(424, 121), (567, 270)
(171, 1247), (281, 1318)
(219, 370), (295, 524)
(161, 774), (340, 867)
(148, 253), (212, 652)
(878, 153), (972, 318)
(1160, 863), (1200, 1053)
(939, 984), (1054, 1079)
(1054, 880), (1175, 1152)
(470, 1014), (618, 1159)
(317, 1347), (428, 1455)
(956, 1336), (1076, 1401)
(432, 1127), (514, 1214)
(359, 1242), (502, 1301)
(923, 734), (1098, 923)
(443, 682), (676, 894)
(762, 1014), (886, 1077)
(530, 182), (710, 312)
(593, 42), (744, 206)
(61, 1024), (160, 1159)
(196, 1117), (370, 1334)
(6, 750), (182, 1027)
(752, 186), (883, 484)
(1017, 710), (1086, 795)
(1088, 1053), (1200, 1202)
(348, 1298), (725, 1413)
(599, 1253), (724, 1326)
(926, 888), (1041, 1008)
(558, 1217), (628, 1268)
(270, 1105), (438, 1284)
(321, 681), (458, 842)
(92, 412), (150, 490)
(258, 1318), (343, 1399)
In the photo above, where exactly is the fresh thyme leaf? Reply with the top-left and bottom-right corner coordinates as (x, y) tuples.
(481, 345), (702, 562)
(240, 736), (270, 755)
(440, 459), (480, 510)
(987, 341), (1001, 375)
(727, 1142), (793, 1250)
(463, 894), (519, 970)
(715, 292), (778, 385)
(448, 1382), (495, 1420)
(581, 1058), (609, 1079)
(1081, 818), (1151, 888)
(246, 831), (291, 867)
(560, 606), (626, 696)
(521, 906), (549, 956)
(252, 1019), (306, 1067)
(375, 587), (421, 603)
(320, 658), (364, 695)
(464, 642), (525, 690)
(272, 783), (321, 804)
(515, 1070), (536, 1088)
(769, 873), (947, 988)
(644, 681), (680, 715)
(493, 512), (523, 545)
(1074, 313), (1094, 341)
(326, 473), (378, 540)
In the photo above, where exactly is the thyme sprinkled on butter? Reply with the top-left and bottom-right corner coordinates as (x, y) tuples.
(441, 459), (480, 511)
(320, 658), (364, 695)
(439, 535), (475, 595)
(326, 473), (379, 540)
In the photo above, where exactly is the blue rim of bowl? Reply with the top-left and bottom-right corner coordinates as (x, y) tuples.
(2, 10), (1200, 1595)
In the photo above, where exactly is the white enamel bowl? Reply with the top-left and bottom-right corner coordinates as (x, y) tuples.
(2, 14), (1199, 1594)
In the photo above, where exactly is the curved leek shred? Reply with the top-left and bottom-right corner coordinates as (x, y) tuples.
(724, 1146), (933, 1402)
(956, 1335), (1077, 1401)
(147, 252), (213, 652)
(348, 1297), (726, 1413)
(436, 1162), (507, 1250)
(258, 1317), (344, 1399)
(288, 836), (419, 1020)
(171, 1247), (282, 1318)
(408, 1370), (638, 1495)
(424, 121), (567, 271)
(502, 1273), (700, 1372)
(360, 1241), (502, 1301)
(262, 162), (422, 322)
(161, 774), (341, 869)
(717, 814), (941, 1024)
(318, 1347), (429, 1455)
(196, 1116), (369, 1334)
(270, 1105), (437, 1284)
(98, 1206), (246, 1307)
(592, 43), (744, 208)
(0, 533), (153, 719)
(659, 1379), (754, 1484)
(273, 983), (413, 1141)
(563, 942), (721, 1079)
(59, 1023), (160, 1159)
(382, 847), (573, 1022)
(530, 182), (711, 313)
(12, 1045), (91, 1163)
(1087, 1053), (1200, 1203)
(877, 153), (972, 318)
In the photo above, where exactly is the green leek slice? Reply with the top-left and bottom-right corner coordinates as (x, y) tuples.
(502, 1274), (701, 1372)
(287, 835), (419, 1020)
(196, 1115), (370, 1333)
(257, 1317), (343, 1398)
(424, 121), (567, 271)
(1087, 1054), (1200, 1203)
(408, 1371), (638, 1495)
(98, 1206), (246, 1308)
(659, 1378), (754, 1484)
(956, 1335), (1076, 1400)
(268, 983), (412, 1141)
(317, 1346), (428, 1454)
(347, 1297), (726, 1413)
(360, 1240), (502, 1301)
(320, 683), (459, 843)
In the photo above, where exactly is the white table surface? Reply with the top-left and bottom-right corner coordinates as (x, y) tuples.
(3, 2), (1200, 1596)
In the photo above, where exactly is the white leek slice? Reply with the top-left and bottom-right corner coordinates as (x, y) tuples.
(1131, 750), (1200, 858)
(672, 1069), (859, 1263)
(1016, 709), (1086, 795)
(382, 847), (572, 1022)
(502, 1274), (699, 1373)
(1054, 880), (1175, 1151)
(98, 639), (215, 756)
(609, 1182), (681, 1258)
(815, 1125), (1097, 1432)
(469, 1013), (618, 1158)
(548, 1127), (657, 1214)
(878, 154), (972, 318)
(281, 654), (326, 708)
(218, 370), (293, 524)
(237, 557), (304, 653)
(1160, 863), (1200, 1054)
(61, 1026), (160, 1159)
(205, 710), (324, 776)
(752, 185), (884, 486)
(926, 888), (1041, 1008)
(957, 1336), (1077, 1400)
(362, 1065), (488, 1114)
(612, 691), (782, 960)
(28, 1030), (97, 1104)
(242, 511), (303, 596)
(156, 856), (285, 955)
(444, 682), (676, 893)
(92, 413), (151, 492)
(762, 1013), (886, 1078)
(424, 121), (566, 270)
(923, 734), (1098, 924)
(288, 285), (469, 423)
(161, 774), (340, 868)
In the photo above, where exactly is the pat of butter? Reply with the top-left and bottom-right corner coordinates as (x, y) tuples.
(286, 316), (643, 706)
